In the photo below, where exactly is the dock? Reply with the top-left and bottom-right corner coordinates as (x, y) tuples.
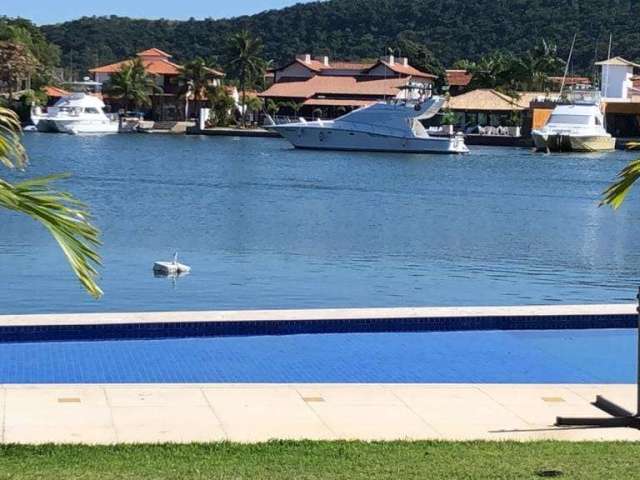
(187, 126), (281, 138)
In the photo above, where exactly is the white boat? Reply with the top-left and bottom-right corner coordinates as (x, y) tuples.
(31, 93), (119, 134)
(268, 96), (468, 154)
(531, 90), (615, 152)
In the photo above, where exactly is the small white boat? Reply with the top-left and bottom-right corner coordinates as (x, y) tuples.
(268, 95), (468, 154)
(531, 90), (615, 152)
(31, 93), (119, 134)
(153, 253), (191, 276)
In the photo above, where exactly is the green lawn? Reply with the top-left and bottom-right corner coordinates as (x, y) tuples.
(0, 441), (639, 479)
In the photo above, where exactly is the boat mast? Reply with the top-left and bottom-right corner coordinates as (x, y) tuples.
(559, 34), (577, 98)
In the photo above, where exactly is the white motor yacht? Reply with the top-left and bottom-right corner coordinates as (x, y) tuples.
(31, 93), (119, 134)
(268, 96), (468, 154)
(531, 90), (615, 152)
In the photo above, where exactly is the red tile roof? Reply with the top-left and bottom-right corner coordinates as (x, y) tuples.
(137, 48), (172, 58)
(304, 98), (374, 107)
(280, 57), (434, 78)
(328, 61), (375, 70)
(91, 58), (182, 75)
(293, 58), (326, 72)
(43, 86), (69, 97)
(90, 49), (223, 77)
(259, 75), (412, 99)
(446, 69), (473, 87)
(376, 61), (437, 79)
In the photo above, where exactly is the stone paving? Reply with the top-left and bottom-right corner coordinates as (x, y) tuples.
(0, 303), (634, 326)
(1, 384), (639, 444)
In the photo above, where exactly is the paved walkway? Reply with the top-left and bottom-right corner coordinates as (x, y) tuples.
(2, 384), (639, 444)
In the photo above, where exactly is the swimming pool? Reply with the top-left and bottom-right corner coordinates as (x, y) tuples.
(0, 328), (633, 384)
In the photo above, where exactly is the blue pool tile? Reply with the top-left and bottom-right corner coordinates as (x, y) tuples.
(0, 328), (635, 384)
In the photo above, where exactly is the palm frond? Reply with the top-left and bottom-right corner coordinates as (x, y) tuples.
(0, 107), (27, 169)
(0, 176), (102, 297)
(601, 143), (640, 209)
(0, 107), (102, 298)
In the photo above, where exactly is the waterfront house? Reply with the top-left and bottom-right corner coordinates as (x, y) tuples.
(90, 48), (224, 121)
(595, 56), (640, 137)
(259, 54), (436, 118)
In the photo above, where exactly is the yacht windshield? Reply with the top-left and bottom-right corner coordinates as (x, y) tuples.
(548, 114), (591, 125)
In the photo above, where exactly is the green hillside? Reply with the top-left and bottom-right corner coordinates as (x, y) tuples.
(41, 0), (640, 75)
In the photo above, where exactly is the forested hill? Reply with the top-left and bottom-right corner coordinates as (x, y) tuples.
(41, 0), (640, 75)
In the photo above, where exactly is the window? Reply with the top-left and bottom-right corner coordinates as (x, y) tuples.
(84, 108), (100, 114)
(548, 114), (591, 125)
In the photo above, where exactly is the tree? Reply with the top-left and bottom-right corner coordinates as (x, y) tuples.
(178, 57), (220, 120)
(0, 41), (38, 96)
(463, 51), (519, 95)
(462, 42), (564, 96)
(243, 95), (263, 125)
(393, 32), (446, 89)
(0, 19), (60, 70)
(207, 85), (236, 127)
(513, 41), (564, 92)
(226, 30), (266, 128)
(105, 57), (161, 112)
(39, 1), (640, 76)
(282, 100), (304, 118)
(0, 107), (102, 297)
(0, 18), (60, 90)
(265, 99), (280, 116)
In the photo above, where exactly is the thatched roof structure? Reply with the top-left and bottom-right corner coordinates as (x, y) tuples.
(447, 89), (544, 111)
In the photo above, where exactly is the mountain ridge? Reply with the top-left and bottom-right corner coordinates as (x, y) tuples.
(40, 0), (640, 76)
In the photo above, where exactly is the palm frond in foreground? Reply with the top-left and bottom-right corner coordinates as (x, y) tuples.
(601, 143), (640, 209)
(0, 107), (102, 297)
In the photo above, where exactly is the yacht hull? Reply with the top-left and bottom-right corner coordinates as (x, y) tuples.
(53, 119), (119, 135)
(532, 132), (615, 152)
(273, 127), (468, 154)
(34, 119), (60, 133)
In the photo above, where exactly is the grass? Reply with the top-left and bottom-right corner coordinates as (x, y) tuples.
(0, 441), (640, 479)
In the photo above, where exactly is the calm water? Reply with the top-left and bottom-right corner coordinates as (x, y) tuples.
(2, 133), (639, 314)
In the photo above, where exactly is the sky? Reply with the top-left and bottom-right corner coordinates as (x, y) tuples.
(1, 0), (318, 25)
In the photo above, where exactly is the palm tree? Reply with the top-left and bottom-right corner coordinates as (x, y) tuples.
(514, 41), (564, 92)
(265, 99), (280, 117)
(178, 58), (219, 120)
(207, 86), (236, 127)
(601, 144), (640, 209)
(226, 30), (265, 127)
(0, 107), (101, 297)
(282, 100), (304, 118)
(464, 43), (563, 96)
(105, 58), (161, 112)
(243, 95), (263, 125)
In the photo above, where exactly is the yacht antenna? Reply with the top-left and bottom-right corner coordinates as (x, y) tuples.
(560, 33), (577, 97)
(383, 47), (389, 102)
(592, 36), (599, 90)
